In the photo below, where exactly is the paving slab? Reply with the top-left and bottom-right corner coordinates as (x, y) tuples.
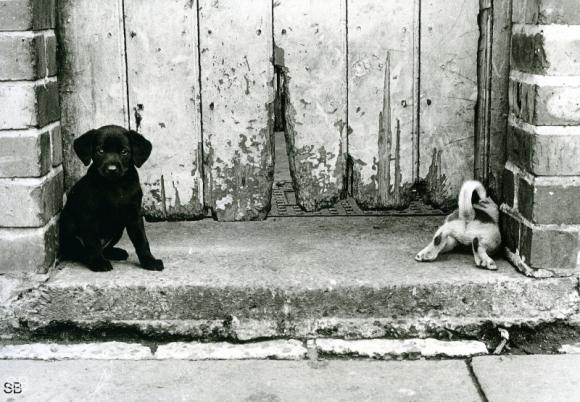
(6, 217), (579, 340)
(472, 355), (580, 402)
(0, 360), (480, 401)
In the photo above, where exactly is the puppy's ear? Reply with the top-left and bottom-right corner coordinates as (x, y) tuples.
(128, 130), (152, 168)
(73, 129), (97, 166)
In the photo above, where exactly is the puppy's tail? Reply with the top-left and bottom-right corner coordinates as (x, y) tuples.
(458, 180), (487, 221)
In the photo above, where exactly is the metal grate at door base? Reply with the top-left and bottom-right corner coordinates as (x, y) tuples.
(269, 181), (446, 217)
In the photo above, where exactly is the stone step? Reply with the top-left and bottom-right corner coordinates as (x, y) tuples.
(5, 217), (579, 341)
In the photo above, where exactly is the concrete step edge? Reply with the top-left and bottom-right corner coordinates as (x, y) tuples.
(0, 338), (490, 361)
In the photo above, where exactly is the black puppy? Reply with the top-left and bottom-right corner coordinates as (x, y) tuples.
(59, 125), (164, 272)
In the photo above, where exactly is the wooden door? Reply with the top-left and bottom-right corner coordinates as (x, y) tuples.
(58, 0), (129, 191)
(348, 0), (417, 209)
(199, 0), (275, 221)
(419, 0), (480, 210)
(274, 0), (348, 212)
(347, 0), (509, 210)
(125, 0), (204, 220)
(58, 0), (510, 219)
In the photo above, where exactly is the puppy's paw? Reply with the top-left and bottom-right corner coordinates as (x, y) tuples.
(88, 259), (113, 272)
(415, 247), (437, 262)
(141, 258), (164, 271)
(477, 257), (497, 271)
(103, 247), (129, 261)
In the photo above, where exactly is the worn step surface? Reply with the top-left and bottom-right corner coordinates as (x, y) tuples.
(7, 217), (579, 340)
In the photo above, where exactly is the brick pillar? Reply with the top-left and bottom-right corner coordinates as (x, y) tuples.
(503, 0), (580, 277)
(0, 0), (63, 273)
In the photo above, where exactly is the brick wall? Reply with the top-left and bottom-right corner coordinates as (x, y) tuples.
(0, 0), (62, 273)
(502, 0), (580, 276)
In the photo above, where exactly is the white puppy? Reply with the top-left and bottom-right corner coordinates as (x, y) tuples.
(415, 180), (501, 270)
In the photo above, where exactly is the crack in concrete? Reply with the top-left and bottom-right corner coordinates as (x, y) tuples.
(466, 357), (490, 402)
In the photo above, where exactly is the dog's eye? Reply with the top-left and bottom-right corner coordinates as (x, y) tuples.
(121, 149), (129, 156)
(96, 149), (104, 155)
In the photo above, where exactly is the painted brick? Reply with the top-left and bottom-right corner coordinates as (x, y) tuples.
(0, 167), (63, 227)
(50, 123), (62, 167)
(0, 0), (33, 31)
(0, 128), (51, 178)
(35, 79), (59, 126)
(511, 32), (550, 75)
(518, 177), (580, 225)
(0, 81), (37, 129)
(517, 178), (534, 221)
(511, 26), (580, 76)
(507, 124), (580, 175)
(45, 34), (57, 76)
(0, 79), (60, 129)
(520, 224), (580, 270)
(0, 216), (58, 273)
(0, 0), (55, 31)
(502, 208), (580, 270)
(31, 0), (56, 30)
(0, 33), (56, 80)
(500, 210), (521, 253)
(510, 79), (580, 126)
(502, 167), (515, 207)
(512, 0), (580, 25)
(0, 34), (39, 81)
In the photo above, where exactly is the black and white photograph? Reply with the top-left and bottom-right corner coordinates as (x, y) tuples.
(0, 0), (579, 400)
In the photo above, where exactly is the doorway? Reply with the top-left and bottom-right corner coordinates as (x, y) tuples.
(57, 0), (509, 221)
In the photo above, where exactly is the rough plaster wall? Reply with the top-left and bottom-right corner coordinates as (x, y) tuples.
(125, 0), (204, 220)
(274, 0), (347, 212)
(199, 0), (275, 221)
(348, 0), (416, 209)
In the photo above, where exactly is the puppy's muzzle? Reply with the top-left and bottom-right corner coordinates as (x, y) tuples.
(102, 163), (122, 177)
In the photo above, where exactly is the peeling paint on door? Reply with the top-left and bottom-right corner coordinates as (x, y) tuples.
(199, 0), (274, 221)
(348, 0), (415, 209)
(274, 0), (347, 212)
(124, 0), (204, 220)
(57, 0), (129, 191)
(419, 0), (479, 209)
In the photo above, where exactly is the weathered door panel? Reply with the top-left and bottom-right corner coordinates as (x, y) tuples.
(57, 0), (128, 190)
(124, 0), (204, 220)
(274, 0), (347, 212)
(419, 0), (479, 209)
(348, 0), (416, 209)
(488, 0), (512, 199)
(199, 0), (274, 221)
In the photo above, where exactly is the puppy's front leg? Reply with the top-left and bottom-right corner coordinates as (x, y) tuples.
(79, 232), (113, 272)
(126, 215), (164, 271)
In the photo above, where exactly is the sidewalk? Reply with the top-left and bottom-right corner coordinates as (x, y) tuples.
(0, 355), (579, 401)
